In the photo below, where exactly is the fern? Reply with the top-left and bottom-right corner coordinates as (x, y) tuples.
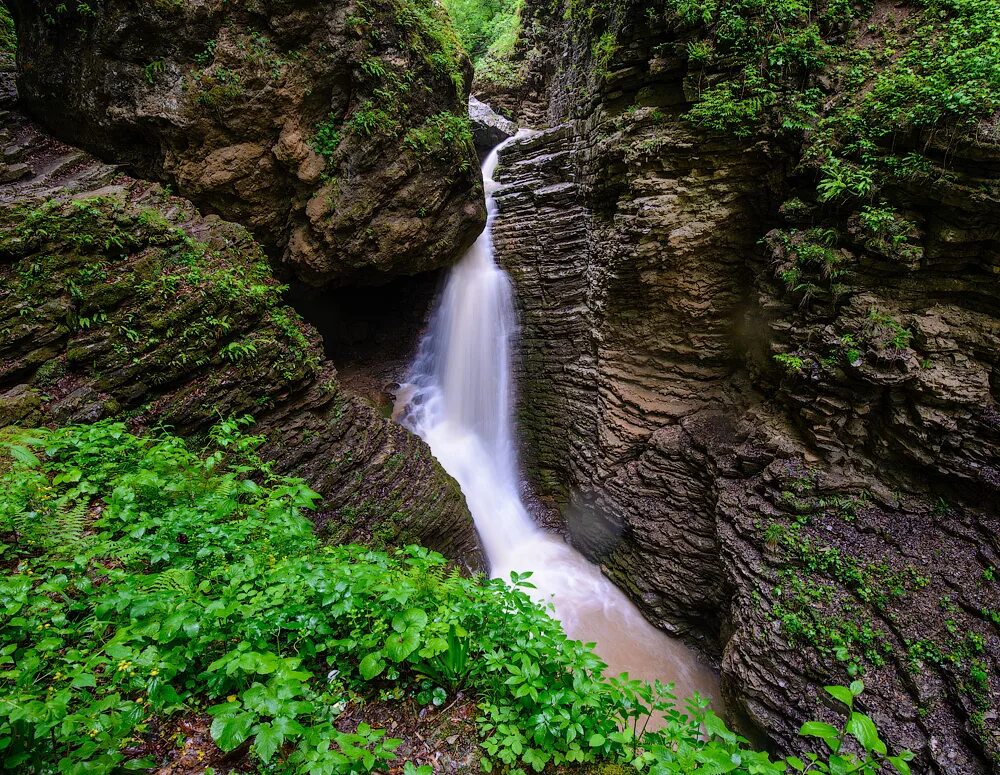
(144, 567), (197, 593)
(5, 496), (89, 556)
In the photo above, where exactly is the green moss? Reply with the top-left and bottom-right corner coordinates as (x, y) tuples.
(0, 194), (320, 397)
(192, 67), (244, 107)
(403, 111), (474, 164)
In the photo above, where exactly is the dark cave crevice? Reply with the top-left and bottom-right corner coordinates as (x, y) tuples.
(284, 270), (446, 410)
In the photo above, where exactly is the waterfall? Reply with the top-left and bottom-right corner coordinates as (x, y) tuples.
(396, 134), (719, 701)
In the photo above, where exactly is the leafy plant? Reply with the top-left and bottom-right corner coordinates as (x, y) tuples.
(0, 422), (913, 774)
(311, 113), (342, 160)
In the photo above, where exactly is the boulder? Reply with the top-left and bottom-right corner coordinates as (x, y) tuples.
(469, 95), (518, 152)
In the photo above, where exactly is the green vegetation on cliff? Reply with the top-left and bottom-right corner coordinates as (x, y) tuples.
(657, 0), (999, 372)
(0, 3), (14, 62)
(441, 0), (523, 81)
(1, 421), (912, 773)
(0, 193), (320, 421)
(669, 0), (1000, 233)
(8, 0), (483, 286)
(441, 0), (522, 60)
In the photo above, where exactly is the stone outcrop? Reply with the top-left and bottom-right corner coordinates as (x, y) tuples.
(468, 95), (517, 152)
(0, 97), (482, 570)
(7, 0), (485, 287)
(485, 0), (999, 770)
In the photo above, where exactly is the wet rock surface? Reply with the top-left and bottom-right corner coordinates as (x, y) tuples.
(468, 95), (517, 153)
(7, 0), (485, 287)
(0, 99), (482, 570)
(487, 0), (1000, 770)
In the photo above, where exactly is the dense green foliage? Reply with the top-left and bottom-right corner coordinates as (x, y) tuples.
(440, 0), (523, 83)
(665, 0), (999, 147)
(440, 0), (522, 61)
(1, 422), (912, 773)
(0, 2), (14, 65)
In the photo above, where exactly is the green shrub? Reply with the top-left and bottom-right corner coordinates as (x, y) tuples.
(0, 421), (912, 773)
(312, 112), (342, 160)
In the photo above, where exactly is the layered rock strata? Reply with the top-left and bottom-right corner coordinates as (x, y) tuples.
(486, 1), (1000, 770)
(0, 100), (481, 569)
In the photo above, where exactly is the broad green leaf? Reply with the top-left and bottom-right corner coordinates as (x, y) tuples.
(824, 685), (854, 708)
(123, 759), (155, 770)
(391, 608), (428, 633)
(588, 734), (605, 747)
(359, 652), (386, 680)
(210, 712), (255, 752)
(694, 745), (741, 773)
(703, 710), (737, 743)
(847, 712), (886, 754)
(385, 629), (420, 662)
(253, 721), (283, 762)
(71, 673), (96, 689)
(799, 721), (840, 751)
(888, 755), (912, 774)
(848, 679), (864, 696)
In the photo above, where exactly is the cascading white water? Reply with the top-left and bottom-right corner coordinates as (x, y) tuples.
(396, 133), (719, 703)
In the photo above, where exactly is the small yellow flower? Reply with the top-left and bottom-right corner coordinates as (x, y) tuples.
(149, 668), (159, 677)
(226, 694), (237, 703)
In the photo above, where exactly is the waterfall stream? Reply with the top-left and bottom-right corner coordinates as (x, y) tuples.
(395, 134), (719, 703)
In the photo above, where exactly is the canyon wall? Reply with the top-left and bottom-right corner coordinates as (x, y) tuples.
(7, 0), (484, 287)
(488, 1), (999, 771)
(0, 86), (482, 569)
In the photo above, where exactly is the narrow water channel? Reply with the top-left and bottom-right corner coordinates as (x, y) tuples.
(394, 133), (719, 705)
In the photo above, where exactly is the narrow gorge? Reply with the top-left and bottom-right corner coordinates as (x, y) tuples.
(0, 0), (997, 773)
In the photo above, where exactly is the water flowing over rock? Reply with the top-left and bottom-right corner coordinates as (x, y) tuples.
(395, 134), (719, 701)
(7, 0), (485, 287)
(483, 0), (1000, 770)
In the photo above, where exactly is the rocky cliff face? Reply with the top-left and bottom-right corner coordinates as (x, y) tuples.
(7, 0), (485, 287)
(486, 1), (999, 770)
(0, 97), (482, 568)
